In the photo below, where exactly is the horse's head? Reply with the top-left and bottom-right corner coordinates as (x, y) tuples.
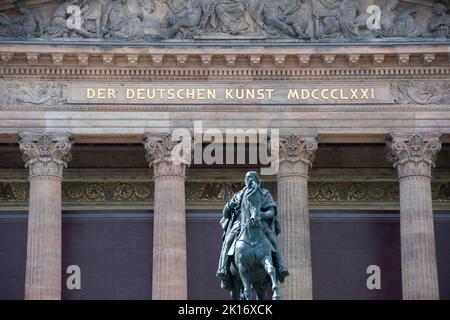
(249, 207), (261, 227)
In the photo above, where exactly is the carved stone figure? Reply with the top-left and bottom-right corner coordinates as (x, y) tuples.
(217, 171), (288, 300)
(251, 0), (310, 39)
(0, 0), (43, 37)
(310, 0), (340, 38)
(82, 0), (109, 38)
(160, 0), (204, 38)
(377, 0), (425, 38)
(47, 0), (97, 38)
(0, 81), (64, 106)
(428, 2), (450, 38)
(392, 81), (450, 105)
(102, 0), (145, 39)
(203, 0), (254, 35)
(0, 0), (440, 41)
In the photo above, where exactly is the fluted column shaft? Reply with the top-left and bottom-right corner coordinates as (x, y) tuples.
(19, 132), (73, 300)
(144, 133), (191, 300)
(276, 135), (317, 300)
(387, 132), (441, 300)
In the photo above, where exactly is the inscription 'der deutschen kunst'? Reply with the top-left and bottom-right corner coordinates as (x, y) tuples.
(66, 83), (392, 105)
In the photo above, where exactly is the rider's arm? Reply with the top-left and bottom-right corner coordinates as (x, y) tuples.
(223, 200), (238, 219)
(260, 206), (275, 220)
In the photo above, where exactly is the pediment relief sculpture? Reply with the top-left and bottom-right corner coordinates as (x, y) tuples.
(0, 0), (448, 41)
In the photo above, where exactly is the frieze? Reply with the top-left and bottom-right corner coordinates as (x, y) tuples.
(1, 180), (449, 204)
(0, 0), (448, 42)
(0, 80), (65, 106)
(392, 80), (450, 104)
(2, 80), (450, 107)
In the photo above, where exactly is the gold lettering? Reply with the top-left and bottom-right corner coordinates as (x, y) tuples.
(167, 89), (175, 100)
(257, 89), (265, 100)
(186, 89), (195, 100)
(126, 89), (135, 100)
(137, 89), (145, 100)
(301, 89), (310, 100)
(157, 89), (165, 100)
(350, 89), (359, 100)
(321, 89), (329, 100)
(147, 89), (156, 100)
(108, 89), (116, 100)
(208, 89), (216, 100)
(340, 89), (349, 100)
(226, 89), (233, 100)
(177, 89), (184, 100)
(288, 89), (299, 100)
(311, 89), (319, 100)
(371, 88), (375, 99)
(330, 89), (338, 100)
(236, 89), (244, 100)
(87, 88), (96, 99)
(197, 89), (205, 100)
(360, 89), (369, 100)
(97, 88), (106, 100)
(246, 89), (255, 100)
(265, 89), (274, 100)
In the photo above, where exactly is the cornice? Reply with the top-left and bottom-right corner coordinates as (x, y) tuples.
(0, 43), (449, 77)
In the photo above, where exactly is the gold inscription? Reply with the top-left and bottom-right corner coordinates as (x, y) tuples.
(85, 87), (377, 102)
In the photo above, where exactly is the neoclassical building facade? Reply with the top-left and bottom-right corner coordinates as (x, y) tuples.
(0, 0), (449, 300)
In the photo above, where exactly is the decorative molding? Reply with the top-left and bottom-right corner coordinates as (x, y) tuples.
(386, 132), (442, 178)
(392, 80), (450, 105)
(0, 81), (64, 106)
(0, 0), (444, 41)
(277, 134), (318, 178)
(63, 182), (153, 202)
(127, 54), (139, 66)
(143, 133), (192, 178)
(51, 53), (64, 66)
(2, 64), (450, 82)
(18, 132), (74, 179)
(1, 181), (449, 205)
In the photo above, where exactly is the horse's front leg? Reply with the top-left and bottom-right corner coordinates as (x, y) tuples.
(237, 262), (252, 300)
(263, 257), (281, 300)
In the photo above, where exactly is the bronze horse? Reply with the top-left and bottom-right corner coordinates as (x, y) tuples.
(229, 187), (281, 300)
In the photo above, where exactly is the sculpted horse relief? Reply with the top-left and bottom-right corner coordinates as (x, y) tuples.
(217, 171), (289, 300)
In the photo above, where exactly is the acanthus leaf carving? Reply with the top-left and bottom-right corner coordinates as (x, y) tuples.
(277, 134), (318, 178)
(386, 132), (442, 178)
(19, 132), (74, 179)
(143, 132), (192, 178)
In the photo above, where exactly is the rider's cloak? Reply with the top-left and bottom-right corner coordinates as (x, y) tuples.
(220, 185), (280, 252)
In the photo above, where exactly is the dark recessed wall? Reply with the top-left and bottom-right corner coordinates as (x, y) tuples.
(1, 211), (450, 300)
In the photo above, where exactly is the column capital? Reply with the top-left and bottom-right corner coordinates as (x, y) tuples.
(277, 134), (318, 178)
(143, 132), (191, 178)
(386, 132), (441, 179)
(19, 132), (73, 179)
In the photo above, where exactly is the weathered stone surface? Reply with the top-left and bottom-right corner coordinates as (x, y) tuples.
(387, 132), (441, 300)
(19, 132), (73, 179)
(276, 134), (317, 300)
(0, 0), (446, 41)
(143, 132), (190, 299)
(19, 132), (73, 300)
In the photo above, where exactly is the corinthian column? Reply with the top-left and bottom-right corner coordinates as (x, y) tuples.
(387, 132), (441, 300)
(143, 133), (191, 300)
(19, 132), (73, 300)
(276, 134), (318, 300)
